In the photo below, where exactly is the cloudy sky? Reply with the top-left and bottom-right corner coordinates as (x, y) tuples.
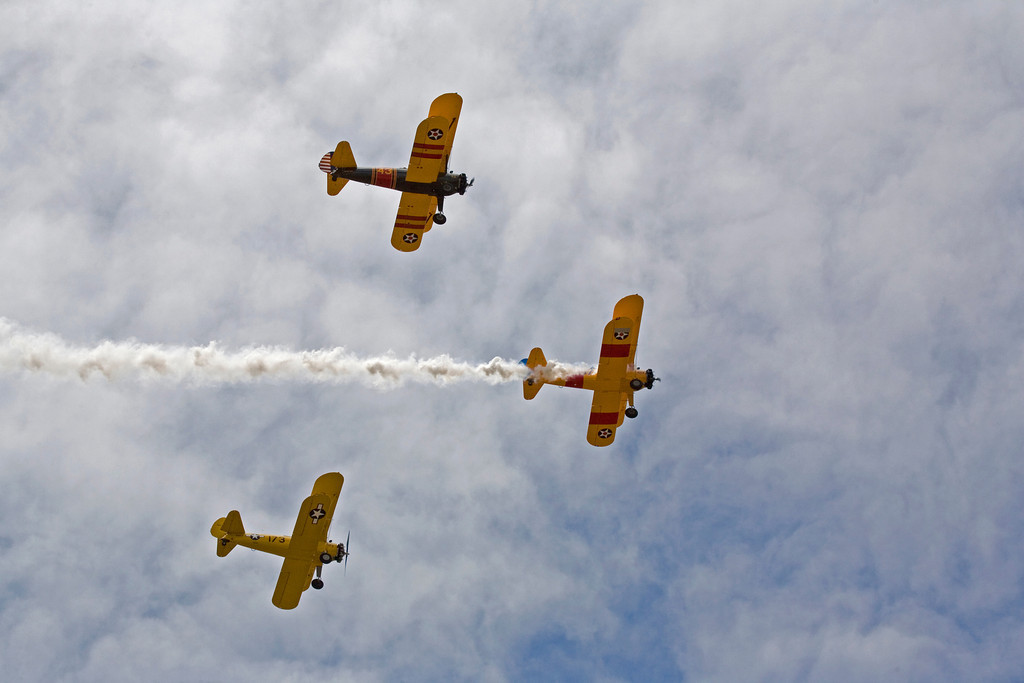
(3, 1), (1024, 680)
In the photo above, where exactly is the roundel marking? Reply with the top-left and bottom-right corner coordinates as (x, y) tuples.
(309, 503), (326, 524)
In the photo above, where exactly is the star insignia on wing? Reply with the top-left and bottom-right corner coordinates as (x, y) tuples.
(309, 503), (326, 524)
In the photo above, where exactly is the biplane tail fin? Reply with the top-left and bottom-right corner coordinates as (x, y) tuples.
(321, 141), (357, 196)
(522, 347), (548, 400)
(211, 510), (246, 557)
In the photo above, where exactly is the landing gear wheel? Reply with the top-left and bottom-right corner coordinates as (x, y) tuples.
(630, 379), (644, 390)
(320, 552), (333, 564)
(432, 212), (447, 225)
(625, 407), (639, 419)
(311, 578), (324, 590)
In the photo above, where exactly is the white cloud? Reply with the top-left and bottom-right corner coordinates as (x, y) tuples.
(3, 0), (1024, 680)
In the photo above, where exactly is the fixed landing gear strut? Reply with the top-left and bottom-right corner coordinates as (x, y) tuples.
(433, 194), (447, 224)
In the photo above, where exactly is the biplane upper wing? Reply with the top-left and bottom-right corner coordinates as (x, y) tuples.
(288, 491), (336, 556)
(310, 472), (344, 520)
(405, 115), (449, 184)
(268, 474), (343, 609)
(594, 308), (641, 381)
(427, 93), (462, 171)
(586, 295), (645, 447)
(609, 294), (643, 367)
(270, 483), (339, 609)
(390, 192), (438, 252)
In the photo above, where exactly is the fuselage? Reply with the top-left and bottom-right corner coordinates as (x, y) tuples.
(334, 167), (469, 198)
(545, 367), (655, 393)
(226, 532), (342, 562)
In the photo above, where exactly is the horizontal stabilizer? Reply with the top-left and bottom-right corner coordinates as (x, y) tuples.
(216, 536), (236, 557)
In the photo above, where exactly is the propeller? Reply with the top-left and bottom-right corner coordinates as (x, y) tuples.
(340, 530), (350, 574)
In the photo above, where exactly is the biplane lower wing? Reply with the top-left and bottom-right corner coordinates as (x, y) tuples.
(273, 557), (316, 610)
(391, 192), (437, 252)
(587, 389), (627, 446)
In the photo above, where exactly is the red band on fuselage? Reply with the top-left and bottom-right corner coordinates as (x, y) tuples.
(589, 411), (620, 425)
(372, 168), (397, 188)
(564, 374), (585, 388)
(600, 343), (631, 358)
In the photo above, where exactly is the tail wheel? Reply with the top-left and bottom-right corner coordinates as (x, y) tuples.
(625, 407), (638, 419)
(311, 578), (324, 590)
(630, 379), (644, 390)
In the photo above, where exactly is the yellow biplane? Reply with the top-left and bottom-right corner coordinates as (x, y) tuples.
(318, 92), (472, 252)
(523, 294), (659, 446)
(210, 472), (349, 610)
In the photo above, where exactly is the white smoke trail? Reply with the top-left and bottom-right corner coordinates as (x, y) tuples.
(0, 319), (588, 388)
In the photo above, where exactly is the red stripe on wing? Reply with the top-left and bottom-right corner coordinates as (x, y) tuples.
(396, 214), (429, 229)
(412, 143), (445, 160)
(589, 411), (620, 425)
(600, 343), (631, 358)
